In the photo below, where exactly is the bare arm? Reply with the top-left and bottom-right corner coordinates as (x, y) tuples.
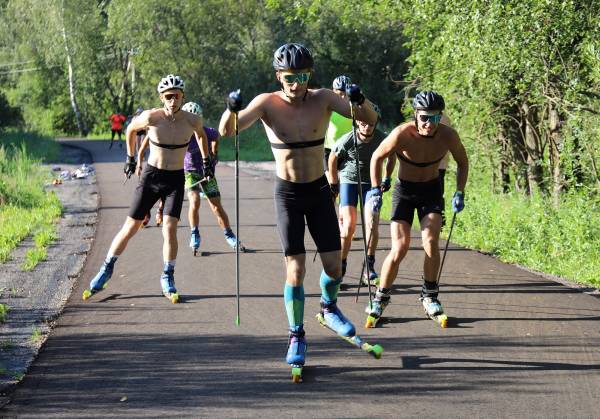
(326, 89), (377, 126)
(136, 134), (149, 176)
(192, 115), (209, 159)
(219, 94), (267, 137)
(447, 131), (469, 193)
(371, 127), (402, 188)
(126, 111), (150, 158)
(211, 133), (219, 157)
(328, 151), (340, 185)
(384, 153), (397, 178)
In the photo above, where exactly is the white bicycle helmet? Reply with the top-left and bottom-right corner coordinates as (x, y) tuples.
(182, 101), (203, 116)
(157, 74), (185, 93)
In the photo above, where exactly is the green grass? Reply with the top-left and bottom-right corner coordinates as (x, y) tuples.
(30, 326), (42, 344)
(0, 303), (8, 323)
(21, 247), (48, 271)
(0, 130), (63, 269)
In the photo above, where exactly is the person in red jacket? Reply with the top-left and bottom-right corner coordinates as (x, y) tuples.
(109, 112), (127, 149)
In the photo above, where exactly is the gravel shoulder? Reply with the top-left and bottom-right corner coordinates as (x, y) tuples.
(0, 143), (98, 404)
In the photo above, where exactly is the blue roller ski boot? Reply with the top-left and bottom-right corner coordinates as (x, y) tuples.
(82, 256), (117, 300)
(317, 300), (356, 337)
(361, 256), (380, 287)
(160, 264), (179, 304)
(286, 326), (307, 383)
(224, 229), (245, 252)
(190, 227), (201, 256)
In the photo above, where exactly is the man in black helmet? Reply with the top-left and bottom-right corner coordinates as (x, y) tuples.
(363, 91), (468, 328)
(219, 43), (377, 371)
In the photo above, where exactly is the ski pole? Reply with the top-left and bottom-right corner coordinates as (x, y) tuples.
(350, 104), (373, 307)
(436, 211), (457, 285)
(234, 111), (241, 326)
(355, 210), (376, 303)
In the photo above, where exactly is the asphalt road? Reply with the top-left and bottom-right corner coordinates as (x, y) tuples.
(2, 139), (599, 418)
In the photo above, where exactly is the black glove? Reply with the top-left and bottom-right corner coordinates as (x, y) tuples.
(381, 176), (392, 192)
(124, 156), (136, 178)
(330, 182), (340, 199)
(202, 157), (214, 179)
(346, 84), (365, 105)
(227, 89), (243, 112)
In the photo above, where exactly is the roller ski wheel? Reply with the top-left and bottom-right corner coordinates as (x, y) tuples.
(421, 296), (448, 328)
(286, 327), (306, 383)
(291, 365), (303, 383)
(82, 287), (104, 301)
(316, 313), (383, 359)
(163, 291), (179, 304)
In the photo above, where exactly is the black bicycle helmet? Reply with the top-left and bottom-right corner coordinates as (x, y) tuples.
(412, 91), (445, 111)
(332, 75), (352, 90)
(273, 43), (314, 70)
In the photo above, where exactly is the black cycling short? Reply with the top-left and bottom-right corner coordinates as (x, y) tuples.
(274, 175), (341, 256)
(390, 178), (443, 225)
(129, 164), (185, 220)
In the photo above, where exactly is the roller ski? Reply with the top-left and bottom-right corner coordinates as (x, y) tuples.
(82, 257), (116, 300)
(360, 258), (380, 287)
(364, 289), (391, 328)
(160, 266), (179, 304)
(421, 296), (448, 328)
(316, 300), (383, 359)
(225, 231), (246, 252)
(190, 227), (201, 256)
(286, 326), (307, 383)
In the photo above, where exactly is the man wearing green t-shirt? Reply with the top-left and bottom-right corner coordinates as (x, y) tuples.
(328, 105), (394, 287)
(324, 75), (353, 181)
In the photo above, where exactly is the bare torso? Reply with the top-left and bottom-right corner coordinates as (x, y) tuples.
(143, 108), (200, 170)
(394, 122), (457, 182)
(260, 90), (339, 182)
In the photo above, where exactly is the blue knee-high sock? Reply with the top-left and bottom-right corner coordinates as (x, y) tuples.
(284, 284), (304, 329)
(320, 270), (341, 304)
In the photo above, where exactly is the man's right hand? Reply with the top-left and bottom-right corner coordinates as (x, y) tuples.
(346, 84), (365, 105)
(227, 89), (243, 112)
(381, 176), (392, 192)
(124, 156), (136, 178)
(365, 186), (383, 213)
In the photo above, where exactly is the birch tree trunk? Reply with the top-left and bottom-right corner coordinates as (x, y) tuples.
(60, 2), (87, 136)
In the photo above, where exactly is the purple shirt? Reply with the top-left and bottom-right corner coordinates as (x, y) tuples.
(184, 126), (219, 174)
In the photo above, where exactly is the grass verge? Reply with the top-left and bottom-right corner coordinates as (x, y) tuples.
(0, 130), (62, 270)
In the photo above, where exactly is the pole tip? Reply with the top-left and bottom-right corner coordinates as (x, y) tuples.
(235, 316), (240, 326)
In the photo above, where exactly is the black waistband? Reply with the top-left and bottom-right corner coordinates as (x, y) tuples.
(150, 139), (190, 149)
(270, 138), (324, 150)
(397, 152), (444, 167)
